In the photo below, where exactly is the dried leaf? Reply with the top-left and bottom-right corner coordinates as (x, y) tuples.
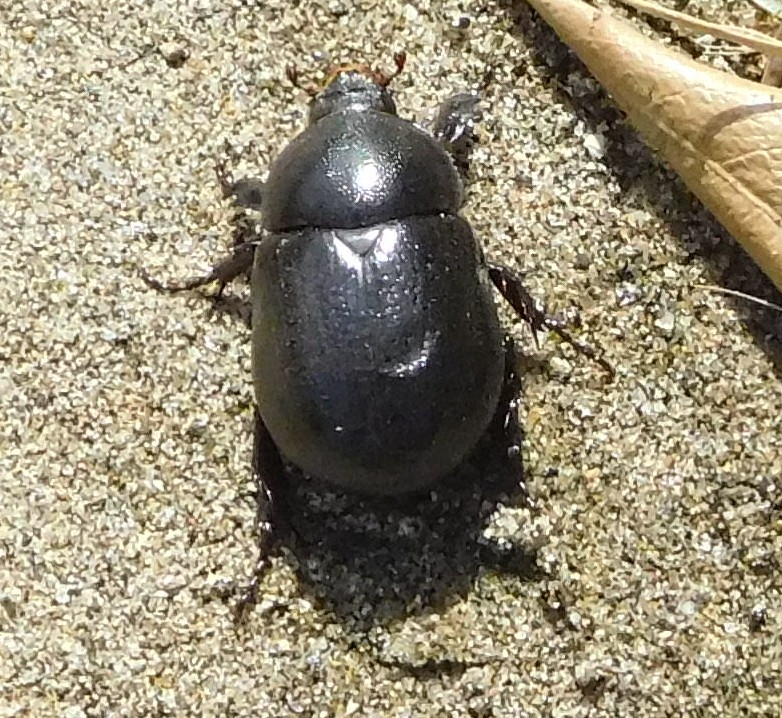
(523, 0), (782, 292)
(615, 0), (782, 58)
(761, 24), (782, 87)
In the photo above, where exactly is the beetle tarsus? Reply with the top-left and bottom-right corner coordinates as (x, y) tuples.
(488, 263), (614, 379)
(233, 517), (276, 625)
(233, 410), (290, 624)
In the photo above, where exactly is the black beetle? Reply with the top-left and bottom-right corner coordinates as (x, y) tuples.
(143, 54), (611, 613)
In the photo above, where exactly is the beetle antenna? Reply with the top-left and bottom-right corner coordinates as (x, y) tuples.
(377, 50), (407, 87)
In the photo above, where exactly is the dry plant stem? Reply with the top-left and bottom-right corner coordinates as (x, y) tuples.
(523, 0), (782, 293)
(696, 284), (782, 313)
(613, 0), (782, 59)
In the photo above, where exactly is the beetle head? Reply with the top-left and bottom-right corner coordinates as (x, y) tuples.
(288, 52), (406, 123)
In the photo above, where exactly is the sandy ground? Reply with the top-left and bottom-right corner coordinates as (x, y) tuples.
(2, 1), (781, 716)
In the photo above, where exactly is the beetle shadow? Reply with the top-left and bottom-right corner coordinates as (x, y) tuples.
(269, 420), (544, 633)
(502, 1), (782, 375)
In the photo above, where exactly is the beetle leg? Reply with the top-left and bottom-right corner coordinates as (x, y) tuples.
(140, 152), (263, 297)
(488, 263), (615, 379)
(215, 150), (265, 287)
(233, 409), (290, 623)
(497, 336), (523, 464)
(432, 92), (481, 176)
(224, 177), (264, 212)
(139, 241), (255, 297)
(482, 335), (532, 506)
(215, 152), (264, 212)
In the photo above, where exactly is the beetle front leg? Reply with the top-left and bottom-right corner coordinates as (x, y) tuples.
(432, 92), (481, 177)
(139, 241), (255, 297)
(140, 154), (263, 297)
(233, 409), (289, 624)
(215, 152), (264, 212)
(488, 263), (614, 379)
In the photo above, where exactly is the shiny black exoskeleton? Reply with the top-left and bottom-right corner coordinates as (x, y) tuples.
(143, 56), (611, 614)
(254, 73), (505, 496)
